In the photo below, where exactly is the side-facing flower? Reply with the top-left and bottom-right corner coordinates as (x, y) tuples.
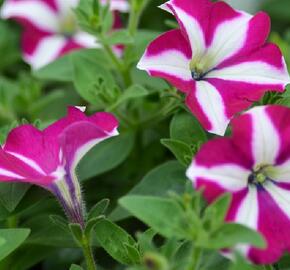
(0, 0), (129, 69)
(0, 106), (118, 227)
(137, 0), (290, 135)
(187, 105), (290, 264)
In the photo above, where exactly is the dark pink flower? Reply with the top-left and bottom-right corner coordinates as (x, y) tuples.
(0, 106), (118, 226)
(137, 0), (290, 135)
(0, 0), (129, 69)
(187, 105), (290, 264)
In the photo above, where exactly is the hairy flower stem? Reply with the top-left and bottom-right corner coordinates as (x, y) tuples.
(187, 246), (202, 270)
(81, 234), (97, 270)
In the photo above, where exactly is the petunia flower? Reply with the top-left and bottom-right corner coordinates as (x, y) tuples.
(0, 106), (118, 227)
(187, 105), (290, 264)
(0, 0), (129, 69)
(137, 0), (290, 135)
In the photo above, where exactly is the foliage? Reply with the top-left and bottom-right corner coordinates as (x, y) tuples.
(0, 0), (290, 270)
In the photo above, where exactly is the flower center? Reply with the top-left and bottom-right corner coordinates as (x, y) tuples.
(248, 164), (274, 186)
(190, 60), (205, 81)
(59, 13), (78, 37)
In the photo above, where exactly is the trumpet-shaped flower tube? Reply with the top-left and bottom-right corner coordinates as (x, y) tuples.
(0, 107), (118, 226)
(187, 105), (290, 264)
(0, 0), (129, 69)
(137, 0), (290, 135)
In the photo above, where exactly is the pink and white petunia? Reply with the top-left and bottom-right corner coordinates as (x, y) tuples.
(0, 106), (118, 226)
(187, 105), (290, 264)
(0, 0), (129, 69)
(137, 0), (290, 135)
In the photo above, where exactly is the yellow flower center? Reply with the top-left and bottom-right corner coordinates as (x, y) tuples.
(59, 13), (77, 37)
(248, 164), (275, 185)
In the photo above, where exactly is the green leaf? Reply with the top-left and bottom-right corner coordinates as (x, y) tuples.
(84, 216), (104, 238)
(88, 198), (110, 220)
(0, 237), (5, 246)
(124, 243), (141, 264)
(161, 139), (192, 167)
(23, 215), (76, 247)
(94, 219), (137, 265)
(106, 30), (134, 45)
(110, 161), (187, 221)
(119, 195), (187, 239)
(70, 264), (83, 270)
(78, 132), (135, 181)
(108, 84), (149, 110)
(170, 112), (207, 145)
(203, 193), (232, 231)
(0, 229), (30, 261)
(49, 215), (69, 233)
(229, 253), (260, 270)
(209, 223), (266, 249)
(262, 0), (290, 24)
(0, 245), (55, 270)
(34, 49), (111, 82)
(72, 51), (115, 106)
(0, 182), (30, 212)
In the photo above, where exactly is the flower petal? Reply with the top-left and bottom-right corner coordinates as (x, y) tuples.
(137, 29), (193, 93)
(187, 161), (249, 192)
(109, 0), (130, 12)
(246, 106), (281, 166)
(73, 32), (98, 48)
(231, 186), (259, 257)
(59, 122), (114, 173)
(3, 125), (60, 175)
(247, 183), (290, 264)
(186, 81), (229, 135)
(160, 0), (206, 57)
(208, 44), (290, 90)
(54, 0), (78, 15)
(0, 148), (54, 186)
(265, 106), (290, 165)
(24, 35), (67, 69)
(1, 0), (59, 32)
(204, 11), (270, 69)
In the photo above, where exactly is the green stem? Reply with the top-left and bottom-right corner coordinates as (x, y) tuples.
(128, 5), (139, 37)
(103, 43), (123, 71)
(102, 43), (132, 87)
(81, 234), (97, 270)
(187, 246), (202, 270)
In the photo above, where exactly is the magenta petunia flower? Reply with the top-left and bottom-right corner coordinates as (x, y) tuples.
(137, 0), (290, 135)
(0, 0), (129, 69)
(0, 106), (118, 226)
(187, 105), (290, 264)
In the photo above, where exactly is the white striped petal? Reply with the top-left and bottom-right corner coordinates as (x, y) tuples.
(234, 186), (259, 256)
(264, 182), (290, 220)
(201, 13), (251, 70)
(187, 161), (249, 192)
(137, 50), (192, 82)
(73, 32), (99, 48)
(169, 6), (206, 58)
(207, 61), (290, 87)
(25, 36), (67, 69)
(54, 0), (78, 15)
(195, 81), (229, 135)
(249, 107), (280, 166)
(110, 0), (130, 12)
(7, 151), (45, 175)
(0, 168), (24, 179)
(269, 159), (290, 183)
(1, 0), (59, 32)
